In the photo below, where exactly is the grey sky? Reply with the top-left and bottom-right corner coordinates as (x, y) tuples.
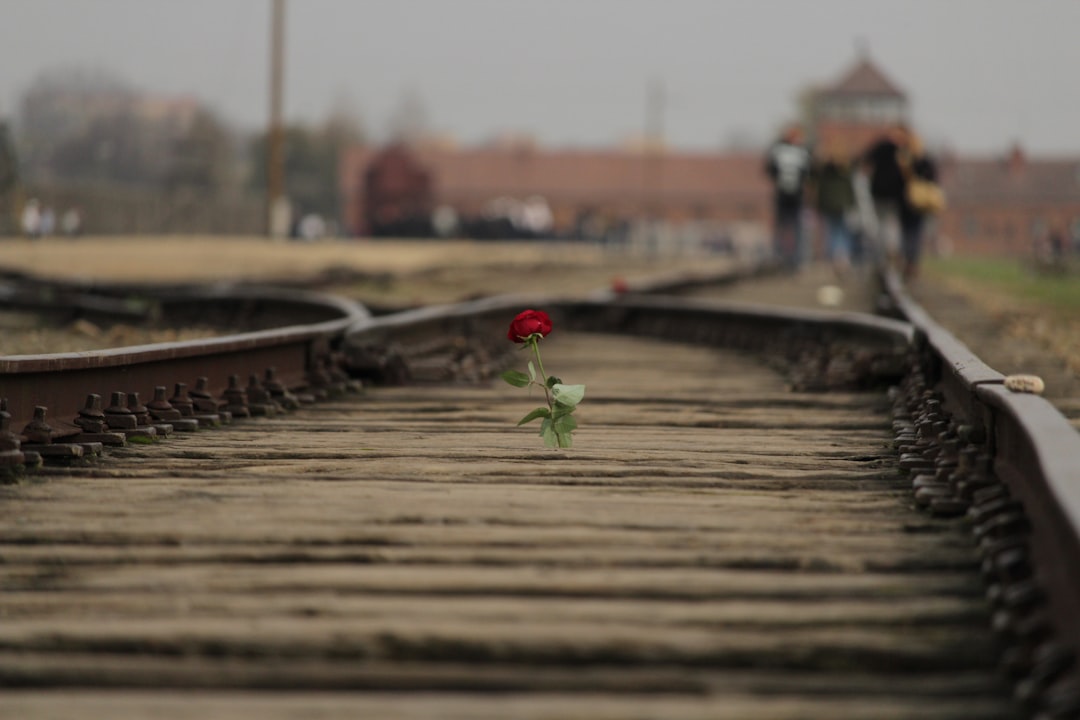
(2, 0), (1078, 154)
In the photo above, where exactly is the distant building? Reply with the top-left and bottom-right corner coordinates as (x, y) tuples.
(339, 55), (1080, 256)
(803, 54), (1080, 256)
(938, 145), (1080, 256)
(340, 139), (771, 239)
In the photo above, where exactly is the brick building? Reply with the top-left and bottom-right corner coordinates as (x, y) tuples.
(804, 55), (1080, 257)
(936, 145), (1080, 256)
(340, 139), (771, 240)
(339, 56), (1080, 256)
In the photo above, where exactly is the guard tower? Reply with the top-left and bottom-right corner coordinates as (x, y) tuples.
(804, 53), (909, 155)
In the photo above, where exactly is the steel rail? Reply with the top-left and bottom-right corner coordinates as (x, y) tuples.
(4, 266), (1079, 714)
(342, 291), (914, 390)
(883, 269), (1080, 716)
(0, 261), (766, 439)
(0, 284), (370, 438)
(344, 283), (1080, 716)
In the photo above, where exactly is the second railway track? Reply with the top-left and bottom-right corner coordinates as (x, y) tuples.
(1, 266), (1079, 719)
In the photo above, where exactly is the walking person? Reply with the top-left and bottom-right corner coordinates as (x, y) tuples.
(862, 124), (910, 271)
(764, 125), (812, 270)
(813, 142), (857, 279)
(20, 198), (41, 239)
(899, 132), (942, 281)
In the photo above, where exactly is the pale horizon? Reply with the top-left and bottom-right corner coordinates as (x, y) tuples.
(2, 0), (1078, 155)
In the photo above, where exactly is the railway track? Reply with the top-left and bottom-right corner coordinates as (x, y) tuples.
(1, 267), (1078, 719)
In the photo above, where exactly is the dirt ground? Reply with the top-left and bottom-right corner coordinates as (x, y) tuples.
(0, 235), (746, 354)
(907, 271), (1080, 419)
(0, 235), (742, 306)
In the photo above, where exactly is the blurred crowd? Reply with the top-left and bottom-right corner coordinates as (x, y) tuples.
(20, 198), (81, 239)
(764, 122), (943, 282)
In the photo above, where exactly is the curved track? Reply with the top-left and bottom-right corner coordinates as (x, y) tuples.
(1, 277), (370, 466)
(0, 268), (1075, 720)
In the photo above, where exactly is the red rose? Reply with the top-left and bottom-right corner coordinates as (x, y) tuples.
(507, 309), (552, 343)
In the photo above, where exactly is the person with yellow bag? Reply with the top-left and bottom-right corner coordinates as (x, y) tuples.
(899, 132), (944, 281)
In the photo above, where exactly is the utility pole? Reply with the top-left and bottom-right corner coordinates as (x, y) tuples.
(267, 0), (288, 238)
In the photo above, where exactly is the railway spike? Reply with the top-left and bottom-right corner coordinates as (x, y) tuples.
(305, 361), (333, 400)
(22, 406), (53, 444)
(0, 398), (28, 472)
(151, 386), (198, 432)
(223, 375), (252, 418)
(129, 391), (170, 438)
(103, 392), (138, 431)
(126, 392), (151, 426)
(104, 391), (155, 441)
(20, 406), (86, 460)
(170, 382), (215, 428)
(74, 394), (107, 433)
(264, 367), (300, 410)
(192, 377), (231, 424)
(244, 374), (278, 416)
(72, 394), (125, 447)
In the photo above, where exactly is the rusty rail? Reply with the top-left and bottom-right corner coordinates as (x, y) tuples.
(342, 290), (913, 391)
(0, 283), (369, 446)
(883, 269), (1080, 716)
(3, 266), (1080, 715)
(340, 282), (1080, 716)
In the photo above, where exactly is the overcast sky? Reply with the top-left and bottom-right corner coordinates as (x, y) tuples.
(2, 0), (1078, 155)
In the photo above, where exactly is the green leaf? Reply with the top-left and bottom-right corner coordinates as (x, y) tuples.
(501, 369), (530, 388)
(552, 383), (585, 408)
(551, 402), (575, 419)
(555, 430), (573, 448)
(517, 407), (551, 426)
(545, 375), (561, 389)
(527, 360), (536, 381)
(553, 414), (578, 434)
(539, 418), (559, 448)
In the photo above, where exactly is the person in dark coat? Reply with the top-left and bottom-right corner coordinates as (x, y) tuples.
(862, 124), (910, 269)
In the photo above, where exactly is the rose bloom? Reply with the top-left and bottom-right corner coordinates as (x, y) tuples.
(507, 309), (553, 343)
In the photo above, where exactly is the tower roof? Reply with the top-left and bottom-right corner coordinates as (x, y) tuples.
(822, 56), (906, 99)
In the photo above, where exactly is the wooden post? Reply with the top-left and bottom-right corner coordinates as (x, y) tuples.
(267, 0), (288, 238)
